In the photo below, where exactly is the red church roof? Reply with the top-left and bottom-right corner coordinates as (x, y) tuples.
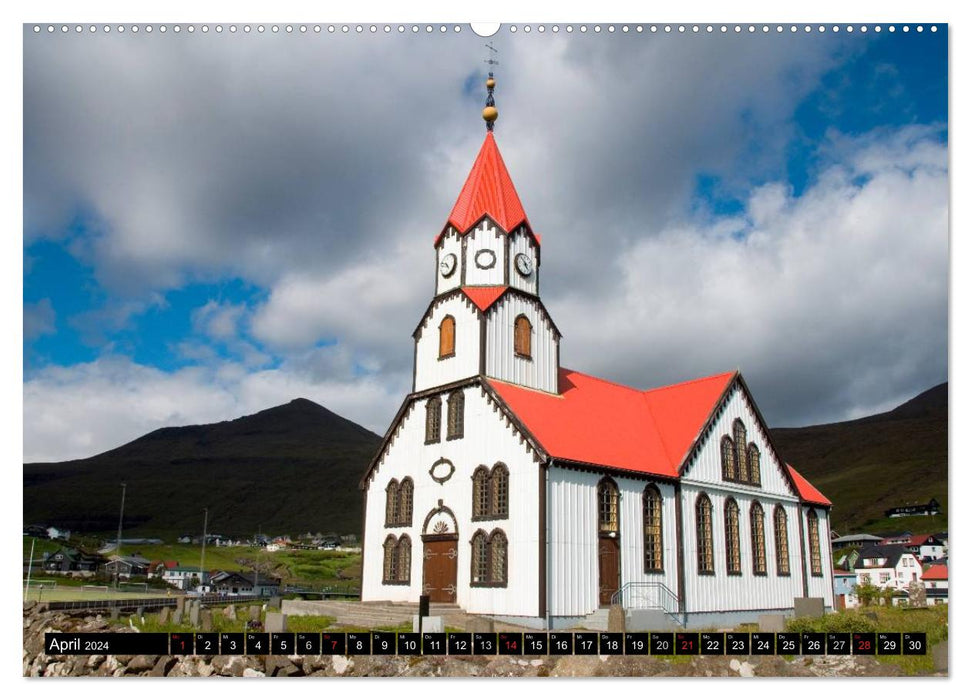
(462, 286), (507, 312)
(444, 132), (529, 237)
(786, 464), (832, 506)
(921, 564), (947, 581)
(487, 368), (735, 478)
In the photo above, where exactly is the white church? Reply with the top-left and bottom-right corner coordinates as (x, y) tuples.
(360, 76), (835, 629)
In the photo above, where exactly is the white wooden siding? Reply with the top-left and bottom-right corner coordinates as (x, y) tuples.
(616, 478), (680, 608)
(362, 385), (541, 616)
(436, 228), (462, 295)
(484, 295), (558, 394)
(548, 467), (599, 616)
(803, 506), (835, 606)
(507, 230), (538, 295)
(463, 220), (506, 287)
(414, 297), (480, 392)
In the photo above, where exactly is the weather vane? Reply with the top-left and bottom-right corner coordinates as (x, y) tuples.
(483, 42), (499, 132)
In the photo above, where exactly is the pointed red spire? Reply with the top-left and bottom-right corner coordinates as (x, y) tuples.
(445, 132), (529, 235)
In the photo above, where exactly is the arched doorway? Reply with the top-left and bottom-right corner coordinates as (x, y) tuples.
(422, 501), (459, 603)
(597, 478), (620, 605)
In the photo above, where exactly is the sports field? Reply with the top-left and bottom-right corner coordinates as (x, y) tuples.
(24, 584), (177, 603)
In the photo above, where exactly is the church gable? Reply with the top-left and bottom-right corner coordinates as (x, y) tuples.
(680, 376), (800, 501)
(413, 293), (481, 392)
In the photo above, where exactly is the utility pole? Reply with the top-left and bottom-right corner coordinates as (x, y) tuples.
(199, 508), (208, 593)
(115, 483), (126, 589)
(25, 537), (36, 599)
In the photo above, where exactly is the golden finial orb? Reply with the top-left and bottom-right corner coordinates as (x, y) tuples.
(482, 106), (499, 123)
(486, 77), (496, 89)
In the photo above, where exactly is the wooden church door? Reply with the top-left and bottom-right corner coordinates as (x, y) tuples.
(423, 538), (458, 603)
(597, 478), (621, 605)
(598, 538), (620, 605)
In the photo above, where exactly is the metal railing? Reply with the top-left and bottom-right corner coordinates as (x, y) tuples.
(42, 594), (269, 613)
(610, 581), (683, 626)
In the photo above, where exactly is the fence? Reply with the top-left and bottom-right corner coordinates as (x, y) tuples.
(43, 594), (269, 613)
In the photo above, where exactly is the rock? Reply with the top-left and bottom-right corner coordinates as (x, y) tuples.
(243, 668), (266, 677)
(607, 604), (626, 633)
(224, 605), (237, 621)
(149, 656), (178, 677)
(793, 598), (825, 618)
(412, 615), (443, 633)
(265, 612), (287, 633)
(126, 655), (158, 673)
(249, 605), (262, 622)
(266, 655), (302, 677)
(332, 655), (352, 675)
(159, 608), (171, 625)
(85, 655), (105, 669)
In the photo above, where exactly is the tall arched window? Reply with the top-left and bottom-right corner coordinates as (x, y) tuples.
(398, 478), (414, 527)
(725, 498), (741, 575)
(721, 436), (736, 481)
(750, 501), (766, 575)
(489, 530), (508, 585)
(396, 535), (412, 584)
(385, 480), (399, 527)
(643, 485), (663, 572)
(472, 467), (490, 519)
(425, 397), (442, 444)
(696, 494), (714, 574)
(470, 530), (489, 585)
(733, 420), (749, 483)
(382, 535), (399, 584)
(774, 505), (790, 576)
(748, 444), (761, 485)
(807, 509), (822, 576)
(491, 464), (509, 517)
(439, 315), (455, 358)
(598, 478), (619, 535)
(447, 390), (464, 440)
(514, 315), (532, 358)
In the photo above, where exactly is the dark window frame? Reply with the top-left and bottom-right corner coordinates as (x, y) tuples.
(643, 484), (664, 573)
(424, 397), (442, 444)
(696, 494), (714, 575)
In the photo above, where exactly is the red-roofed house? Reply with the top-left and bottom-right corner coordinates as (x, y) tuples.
(879, 534), (945, 562)
(360, 81), (834, 629)
(921, 564), (948, 604)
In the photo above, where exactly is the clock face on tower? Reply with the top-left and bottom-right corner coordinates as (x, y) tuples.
(475, 249), (497, 270)
(440, 253), (457, 277)
(515, 253), (533, 277)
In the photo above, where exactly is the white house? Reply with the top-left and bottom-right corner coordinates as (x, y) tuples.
(921, 564), (948, 605)
(160, 566), (209, 591)
(855, 545), (923, 592)
(880, 534), (945, 562)
(359, 77), (835, 629)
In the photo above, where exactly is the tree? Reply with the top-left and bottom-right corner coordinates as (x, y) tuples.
(853, 581), (883, 607)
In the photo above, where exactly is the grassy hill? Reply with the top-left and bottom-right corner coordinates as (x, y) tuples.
(771, 383), (947, 535)
(23, 398), (381, 539)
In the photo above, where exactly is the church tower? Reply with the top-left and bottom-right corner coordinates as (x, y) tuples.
(413, 75), (561, 394)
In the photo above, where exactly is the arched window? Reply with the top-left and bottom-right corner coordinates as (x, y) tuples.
(382, 535), (398, 584)
(643, 485), (663, 572)
(491, 464), (509, 517)
(514, 315), (532, 358)
(748, 443), (761, 485)
(439, 315), (455, 358)
(750, 501), (766, 575)
(470, 530), (489, 585)
(425, 397), (442, 444)
(398, 478), (414, 527)
(721, 436), (736, 481)
(807, 509), (822, 576)
(733, 420), (749, 483)
(598, 478), (619, 535)
(472, 467), (490, 519)
(725, 498), (741, 575)
(489, 530), (508, 585)
(447, 390), (464, 440)
(774, 505), (790, 576)
(397, 535), (412, 584)
(696, 494), (714, 574)
(385, 479), (399, 527)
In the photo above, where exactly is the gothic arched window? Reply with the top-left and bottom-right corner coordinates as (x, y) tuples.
(396, 535), (412, 584)
(425, 397), (442, 444)
(643, 485), (663, 572)
(750, 501), (766, 575)
(748, 443), (761, 486)
(807, 509), (823, 576)
(733, 420), (749, 483)
(398, 478), (414, 527)
(439, 315), (455, 358)
(447, 390), (464, 440)
(598, 478), (619, 535)
(774, 505), (790, 576)
(721, 436), (736, 481)
(696, 494), (714, 574)
(472, 467), (490, 519)
(489, 530), (508, 585)
(382, 535), (399, 584)
(725, 497), (741, 575)
(470, 530), (489, 585)
(385, 480), (399, 527)
(491, 463), (509, 517)
(514, 315), (532, 358)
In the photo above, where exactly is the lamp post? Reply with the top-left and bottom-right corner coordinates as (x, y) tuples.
(199, 508), (208, 594)
(115, 483), (127, 589)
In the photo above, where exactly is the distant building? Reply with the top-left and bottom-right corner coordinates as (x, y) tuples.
(103, 555), (151, 579)
(921, 564), (948, 605)
(884, 498), (940, 518)
(43, 548), (104, 573)
(160, 566), (209, 591)
(209, 571), (280, 597)
(833, 569), (858, 610)
(831, 533), (883, 550)
(879, 534), (945, 562)
(855, 545), (922, 592)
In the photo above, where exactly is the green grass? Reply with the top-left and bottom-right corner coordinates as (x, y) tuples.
(786, 604), (947, 675)
(24, 588), (159, 602)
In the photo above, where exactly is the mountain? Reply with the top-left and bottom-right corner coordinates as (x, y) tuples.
(23, 399), (382, 539)
(771, 383), (947, 535)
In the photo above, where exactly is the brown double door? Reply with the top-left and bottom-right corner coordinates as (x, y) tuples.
(422, 537), (458, 603)
(598, 536), (620, 605)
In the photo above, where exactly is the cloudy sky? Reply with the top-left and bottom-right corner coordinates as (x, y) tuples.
(22, 23), (948, 463)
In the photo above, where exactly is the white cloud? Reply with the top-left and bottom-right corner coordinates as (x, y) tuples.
(23, 298), (55, 340)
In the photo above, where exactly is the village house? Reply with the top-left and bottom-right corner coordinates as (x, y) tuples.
(830, 533), (883, 551)
(879, 533), (945, 562)
(102, 555), (150, 580)
(209, 571), (281, 597)
(921, 564), (948, 605)
(884, 497), (940, 518)
(833, 569), (859, 610)
(42, 547), (103, 573)
(854, 545), (922, 592)
(359, 76), (835, 629)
